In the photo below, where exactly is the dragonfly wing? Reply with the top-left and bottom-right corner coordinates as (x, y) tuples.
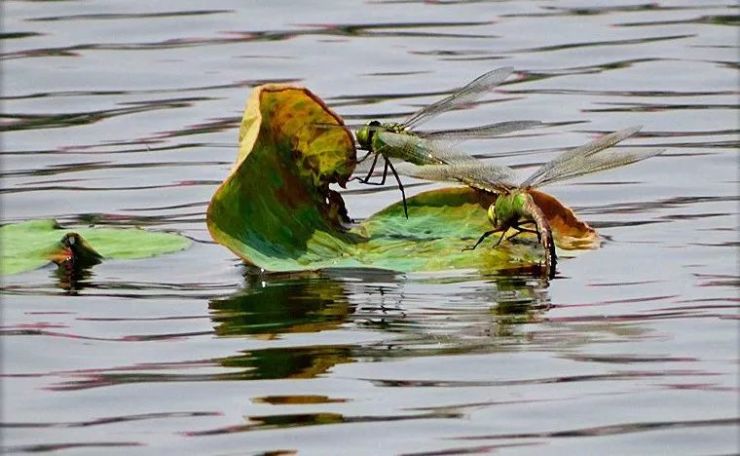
(396, 162), (517, 194)
(527, 147), (664, 188)
(420, 120), (544, 143)
(521, 126), (642, 188)
(375, 131), (478, 165)
(402, 67), (515, 130)
(312, 122), (355, 130)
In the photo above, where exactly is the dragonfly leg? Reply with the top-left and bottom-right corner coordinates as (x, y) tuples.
(517, 219), (541, 242)
(464, 227), (505, 251)
(547, 236), (557, 279)
(357, 153), (380, 184)
(506, 226), (539, 242)
(493, 230), (506, 247)
(386, 159), (408, 219)
(464, 230), (495, 251)
(348, 150), (373, 182)
(359, 158), (389, 186)
(357, 149), (372, 164)
(378, 159), (389, 186)
(357, 159), (407, 218)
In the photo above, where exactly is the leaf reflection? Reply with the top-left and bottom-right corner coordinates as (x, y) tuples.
(208, 270), (552, 380)
(210, 273), (355, 338)
(53, 264), (95, 295)
(38, 270), (553, 391)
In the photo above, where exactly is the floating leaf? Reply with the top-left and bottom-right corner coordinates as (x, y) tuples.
(0, 219), (192, 275)
(207, 84), (597, 274)
(529, 190), (599, 250)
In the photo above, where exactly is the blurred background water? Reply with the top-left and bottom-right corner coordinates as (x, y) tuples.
(1, 0), (738, 454)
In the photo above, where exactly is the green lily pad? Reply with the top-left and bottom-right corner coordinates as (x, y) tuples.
(0, 219), (192, 275)
(207, 84), (597, 274)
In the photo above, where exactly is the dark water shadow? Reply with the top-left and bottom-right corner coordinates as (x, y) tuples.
(27, 269), (551, 391)
(210, 271), (357, 339)
(183, 410), (463, 437)
(52, 264), (96, 295)
(209, 268), (553, 374)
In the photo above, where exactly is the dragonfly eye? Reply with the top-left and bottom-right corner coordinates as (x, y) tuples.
(486, 204), (497, 226)
(367, 120), (381, 145)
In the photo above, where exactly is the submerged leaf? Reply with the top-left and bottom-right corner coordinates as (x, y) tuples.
(0, 219), (191, 275)
(207, 85), (597, 274)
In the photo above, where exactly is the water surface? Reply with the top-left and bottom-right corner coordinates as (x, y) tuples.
(2, 1), (738, 454)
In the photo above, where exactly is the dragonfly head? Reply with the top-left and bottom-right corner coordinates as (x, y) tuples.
(355, 120), (381, 150)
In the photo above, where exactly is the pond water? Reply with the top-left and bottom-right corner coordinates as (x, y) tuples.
(2, 0), (738, 454)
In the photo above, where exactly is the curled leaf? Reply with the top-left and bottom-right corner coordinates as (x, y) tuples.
(207, 84), (358, 271)
(529, 190), (600, 250)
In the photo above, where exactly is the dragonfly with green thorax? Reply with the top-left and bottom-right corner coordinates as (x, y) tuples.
(393, 126), (664, 278)
(349, 67), (543, 218)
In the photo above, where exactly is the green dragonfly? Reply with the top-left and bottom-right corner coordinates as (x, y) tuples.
(393, 126), (664, 278)
(350, 67), (543, 217)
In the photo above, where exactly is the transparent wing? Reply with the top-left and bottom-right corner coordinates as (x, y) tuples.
(526, 147), (664, 188)
(419, 120), (543, 143)
(396, 162), (517, 194)
(374, 131), (478, 165)
(521, 126), (643, 188)
(402, 67), (515, 130)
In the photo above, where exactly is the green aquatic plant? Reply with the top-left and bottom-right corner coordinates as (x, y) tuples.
(207, 84), (597, 275)
(0, 219), (191, 275)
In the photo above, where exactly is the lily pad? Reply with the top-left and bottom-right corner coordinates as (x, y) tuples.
(0, 219), (192, 275)
(207, 84), (597, 274)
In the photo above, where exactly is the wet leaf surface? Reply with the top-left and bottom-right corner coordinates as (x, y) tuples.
(0, 219), (191, 275)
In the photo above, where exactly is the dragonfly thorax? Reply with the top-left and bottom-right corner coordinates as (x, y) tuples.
(487, 191), (530, 229)
(355, 121), (407, 152)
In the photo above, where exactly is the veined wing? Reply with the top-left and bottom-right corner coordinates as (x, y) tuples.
(374, 131), (478, 165)
(419, 120), (543, 143)
(396, 162), (517, 194)
(522, 147), (664, 188)
(402, 67), (515, 130)
(521, 126), (643, 188)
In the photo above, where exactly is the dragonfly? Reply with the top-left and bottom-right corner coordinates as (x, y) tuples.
(393, 126), (664, 278)
(349, 67), (543, 218)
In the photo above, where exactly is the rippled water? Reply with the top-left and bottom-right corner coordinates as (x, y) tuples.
(2, 1), (738, 454)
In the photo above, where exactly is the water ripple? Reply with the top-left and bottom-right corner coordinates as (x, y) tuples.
(3, 1), (738, 454)
(455, 416), (740, 440)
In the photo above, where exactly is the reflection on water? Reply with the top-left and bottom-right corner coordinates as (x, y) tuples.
(18, 271), (550, 393)
(185, 409), (463, 437)
(2, 0), (738, 454)
(53, 264), (95, 295)
(210, 273), (355, 338)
